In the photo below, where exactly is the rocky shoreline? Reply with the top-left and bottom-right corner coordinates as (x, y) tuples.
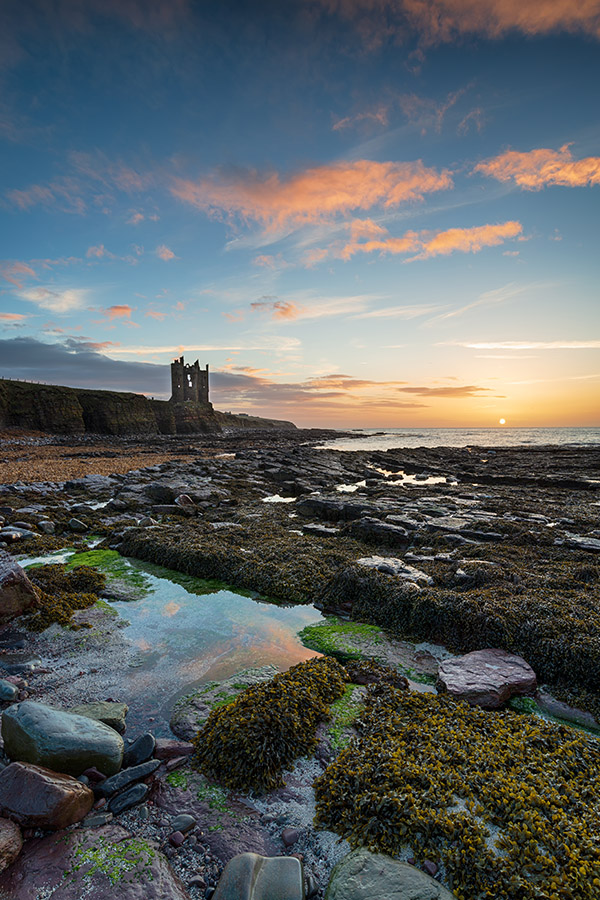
(0, 429), (598, 899)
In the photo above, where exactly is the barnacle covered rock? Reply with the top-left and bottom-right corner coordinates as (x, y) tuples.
(193, 657), (348, 793)
(315, 685), (600, 900)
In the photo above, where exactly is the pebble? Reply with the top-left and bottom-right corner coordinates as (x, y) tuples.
(108, 782), (148, 814)
(171, 813), (196, 833)
(122, 732), (156, 768)
(169, 830), (185, 847)
(0, 680), (18, 702)
(282, 827), (300, 847)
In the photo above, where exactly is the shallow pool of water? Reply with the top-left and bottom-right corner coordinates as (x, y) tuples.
(20, 549), (324, 733)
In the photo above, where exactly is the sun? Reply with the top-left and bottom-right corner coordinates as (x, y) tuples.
(499, 418), (506, 425)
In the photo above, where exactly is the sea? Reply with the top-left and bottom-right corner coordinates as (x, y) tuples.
(319, 426), (600, 452)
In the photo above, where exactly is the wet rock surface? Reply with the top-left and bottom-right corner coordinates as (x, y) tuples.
(0, 762), (94, 829)
(212, 852), (304, 900)
(0, 553), (38, 621)
(2, 701), (124, 775)
(437, 648), (537, 708)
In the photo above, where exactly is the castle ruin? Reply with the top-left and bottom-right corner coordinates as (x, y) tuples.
(170, 355), (209, 404)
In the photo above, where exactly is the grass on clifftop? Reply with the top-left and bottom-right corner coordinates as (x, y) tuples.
(315, 684), (600, 900)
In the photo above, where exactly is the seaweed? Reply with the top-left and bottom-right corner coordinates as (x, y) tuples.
(315, 684), (600, 900)
(193, 657), (347, 792)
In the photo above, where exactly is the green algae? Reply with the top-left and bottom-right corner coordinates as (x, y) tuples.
(65, 549), (151, 599)
(298, 617), (383, 660)
(65, 836), (156, 886)
(328, 685), (364, 751)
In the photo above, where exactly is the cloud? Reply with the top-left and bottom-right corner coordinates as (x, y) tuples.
(170, 159), (452, 232)
(0, 336), (170, 395)
(104, 305), (135, 321)
(86, 245), (109, 258)
(398, 384), (495, 397)
(449, 340), (600, 350)
(353, 303), (444, 319)
(424, 282), (539, 325)
(0, 261), (37, 289)
(333, 105), (389, 131)
(342, 220), (522, 261)
(19, 287), (89, 314)
(127, 211), (145, 225)
(145, 310), (167, 320)
(155, 244), (178, 261)
(0, 313), (27, 321)
(403, 0), (600, 44)
(474, 144), (600, 189)
(246, 293), (372, 322)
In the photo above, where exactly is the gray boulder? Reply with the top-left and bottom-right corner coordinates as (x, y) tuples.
(2, 701), (124, 775)
(68, 701), (129, 734)
(326, 848), (455, 899)
(437, 648), (537, 709)
(213, 853), (304, 900)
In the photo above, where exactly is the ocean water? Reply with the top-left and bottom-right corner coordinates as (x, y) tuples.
(320, 426), (600, 452)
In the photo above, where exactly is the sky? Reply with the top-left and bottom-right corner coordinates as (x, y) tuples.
(0, 0), (599, 428)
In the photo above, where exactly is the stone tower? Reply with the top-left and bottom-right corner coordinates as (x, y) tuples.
(170, 356), (209, 404)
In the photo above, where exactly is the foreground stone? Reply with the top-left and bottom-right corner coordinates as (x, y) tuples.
(0, 824), (191, 899)
(69, 701), (129, 734)
(213, 852), (304, 900)
(437, 648), (537, 709)
(2, 701), (124, 775)
(0, 762), (93, 829)
(0, 553), (38, 622)
(325, 848), (455, 900)
(0, 817), (22, 873)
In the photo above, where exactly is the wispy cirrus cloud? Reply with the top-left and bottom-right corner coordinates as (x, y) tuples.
(332, 105), (390, 131)
(353, 303), (444, 320)
(398, 384), (497, 397)
(447, 340), (600, 350)
(170, 159), (452, 232)
(424, 282), (543, 326)
(0, 261), (37, 289)
(474, 144), (600, 189)
(341, 220), (523, 261)
(247, 294), (371, 322)
(0, 313), (27, 321)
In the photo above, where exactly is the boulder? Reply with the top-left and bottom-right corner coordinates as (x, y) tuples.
(345, 518), (410, 548)
(0, 553), (38, 622)
(0, 823), (191, 899)
(325, 848), (455, 900)
(68, 701), (129, 735)
(356, 556), (432, 585)
(2, 701), (124, 775)
(437, 648), (537, 709)
(0, 817), (22, 873)
(213, 853), (304, 900)
(123, 732), (155, 767)
(108, 783), (148, 815)
(0, 762), (93, 829)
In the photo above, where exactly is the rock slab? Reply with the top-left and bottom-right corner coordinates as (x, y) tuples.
(0, 823), (191, 900)
(2, 700), (124, 775)
(0, 553), (38, 622)
(69, 701), (129, 734)
(437, 648), (537, 709)
(325, 848), (455, 900)
(0, 762), (94, 829)
(213, 852), (304, 900)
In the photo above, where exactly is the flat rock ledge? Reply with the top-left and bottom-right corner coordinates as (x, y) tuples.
(325, 848), (455, 900)
(437, 648), (537, 709)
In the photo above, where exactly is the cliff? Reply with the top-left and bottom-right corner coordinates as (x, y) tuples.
(0, 380), (296, 436)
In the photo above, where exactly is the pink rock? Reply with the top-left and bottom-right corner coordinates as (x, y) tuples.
(0, 763), (94, 830)
(153, 738), (194, 760)
(437, 648), (537, 709)
(169, 830), (185, 847)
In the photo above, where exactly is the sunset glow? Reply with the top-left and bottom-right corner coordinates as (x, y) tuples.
(0, 2), (598, 427)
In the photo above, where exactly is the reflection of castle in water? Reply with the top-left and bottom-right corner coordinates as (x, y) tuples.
(169, 355), (209, 404)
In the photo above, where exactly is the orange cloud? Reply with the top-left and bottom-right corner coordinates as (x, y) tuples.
(403, 0), (600, 43)
(0, 261), (37, 288)
(104, 305), (135, 320)
(86, 245), (109, 258)
(251, 299), (301, 320)
(171, 159), (452, 231)
(342, 220), (522, 260)
(155, 244), (178, 261)
(145, 310), (167, 320)
(474, 144), (600, 189)
(0, 313), (27, 321)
